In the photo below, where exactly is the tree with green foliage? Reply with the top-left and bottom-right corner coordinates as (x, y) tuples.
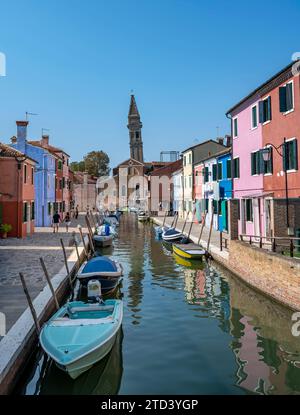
(70, 151), (110, 177)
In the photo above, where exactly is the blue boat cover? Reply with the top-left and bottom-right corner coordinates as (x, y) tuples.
(82, 257), (118, 274)
(164, 228), (181, 236)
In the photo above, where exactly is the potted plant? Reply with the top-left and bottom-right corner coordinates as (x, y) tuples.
(0, 224), (12, 239)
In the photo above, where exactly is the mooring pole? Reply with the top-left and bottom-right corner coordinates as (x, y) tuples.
(162, 210), (167, 227)
(85, 215), (95, 254)
(78, 224), (88, 258)
(39, 258), (59, 310)
(207, 208), (214, 251)
(60, 238), (72, 287)
(182, 211), (189, 234)
(19, 272), (40, 334)
(198, 212), (207, 245)
(187, 209), (196, 239)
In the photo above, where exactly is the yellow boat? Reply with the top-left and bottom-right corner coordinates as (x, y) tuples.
(173, 252), (204, 270)
(173, 243), (206, 260)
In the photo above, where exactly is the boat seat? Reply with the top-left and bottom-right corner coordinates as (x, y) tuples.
(68, 305), (115, 314)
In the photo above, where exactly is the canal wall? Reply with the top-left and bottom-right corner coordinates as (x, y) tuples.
(0, 236), (90, 395)
(152, 216), (300, 311)
(228, 240), (300, 311)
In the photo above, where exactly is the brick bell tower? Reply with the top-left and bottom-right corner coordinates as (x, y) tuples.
(127, 94), (144, 163)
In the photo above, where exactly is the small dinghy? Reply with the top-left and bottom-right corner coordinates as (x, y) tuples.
(162, 227), (183, 242)
(94, 224), (114, 248)
(77, 256), (123, 292)
(40, 281), (123, 380)
(173, 243), (206, 260)
(104, 216), (119, 227)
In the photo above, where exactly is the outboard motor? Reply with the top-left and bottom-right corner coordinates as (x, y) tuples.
(87, 279), (103, 303)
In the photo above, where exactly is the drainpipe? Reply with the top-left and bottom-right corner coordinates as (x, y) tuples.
(226, 112), (234, 238)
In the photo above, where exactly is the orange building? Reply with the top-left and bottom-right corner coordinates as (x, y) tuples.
(0, 143), (36, 238)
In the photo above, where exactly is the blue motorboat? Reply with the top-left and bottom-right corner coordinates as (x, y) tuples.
(77, 256), (123, 292)
(40, 299), (123, 379)
(162, 227), (183, 242)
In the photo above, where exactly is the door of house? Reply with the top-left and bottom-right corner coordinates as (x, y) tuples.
(241, 199), (246, 235)
(253, 198), (261, 238)
(221, 200), (228, 231)
(27, 203), (31, 235)
(265, 199), (272, 238)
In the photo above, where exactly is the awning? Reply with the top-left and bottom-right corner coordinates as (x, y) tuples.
(241, 191), (274, 199)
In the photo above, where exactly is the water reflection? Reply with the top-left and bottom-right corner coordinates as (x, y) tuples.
(16, 214), (300, 395)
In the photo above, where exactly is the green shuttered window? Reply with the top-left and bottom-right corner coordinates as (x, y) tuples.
(279, 82), (293, 113)
(283, 139), (298, 171)
(212, 164), (217, 181)
(226, 159), (232, 179)
(246, 199), (253, 222)
(23, 203), (28, 223)
(259, 97), (272, 123)
(233, 158), (240, 178)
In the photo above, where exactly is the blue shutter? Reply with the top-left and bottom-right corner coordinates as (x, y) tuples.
(279, 86), (287, 112)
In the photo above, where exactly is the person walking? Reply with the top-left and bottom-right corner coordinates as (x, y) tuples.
(75, 205), (79, 219)
(64, 212), (71, 233)
(52, 211), (61, 233)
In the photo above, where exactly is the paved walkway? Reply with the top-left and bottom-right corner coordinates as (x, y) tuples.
(0, 214), (91, 336)
(152, 215), (229, 262)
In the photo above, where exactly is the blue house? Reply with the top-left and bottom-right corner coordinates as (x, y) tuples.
(11, 121), (56, 226)
(217, 150), (232, 232)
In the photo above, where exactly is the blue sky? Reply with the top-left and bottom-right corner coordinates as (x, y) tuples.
(0, 0), (299, 168)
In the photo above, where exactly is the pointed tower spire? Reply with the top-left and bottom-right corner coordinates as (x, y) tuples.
(128, 94), (140, 117)
(127, 94), (144, 163)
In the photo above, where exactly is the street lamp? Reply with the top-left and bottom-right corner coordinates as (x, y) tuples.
(261, 138), (290, 230)
(14, 154), (27, 238)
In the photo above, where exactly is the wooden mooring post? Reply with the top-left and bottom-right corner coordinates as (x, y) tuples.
(78, 224), (88, 258)
(182, 212), (189, 234)
(85, 215), (96, 254)
(60, 238), (72, 287)
(187, 209), (196, 239)
(207, 210), (214, 251)
(198, 212), (207, 245)
(19, 272), (40, 335)
(39, 258), (59, 310)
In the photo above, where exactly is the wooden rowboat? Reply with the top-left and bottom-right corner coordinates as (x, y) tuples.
(173, 243), (206, 260)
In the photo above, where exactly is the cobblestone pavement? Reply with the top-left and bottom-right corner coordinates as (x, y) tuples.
(0, 214), (91, 335)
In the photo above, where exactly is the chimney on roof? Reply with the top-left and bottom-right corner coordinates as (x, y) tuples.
(41, 134), (49, 148)
(16, 121), (29, 154)
(225, 135), (232, 147)
(11, 136), (17, 144)
(216, 137), (224, 146)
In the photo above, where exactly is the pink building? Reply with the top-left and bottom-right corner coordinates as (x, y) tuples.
(194, 163), (204, 223)
(227, 96), (265, 237)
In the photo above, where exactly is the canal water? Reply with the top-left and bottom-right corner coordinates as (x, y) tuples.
(17, 213), (300, 395)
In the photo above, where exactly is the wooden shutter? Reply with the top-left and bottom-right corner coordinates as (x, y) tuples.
(259, 101), (264, 123)
(292, 139), (298, 170)
(279, 86), (287, 112)
(251, 153), (255, 175)
(283, 142), (287, 171)
(227, 159), (232, 179)
(218, 163), (222, 180)
(286, 83), (293, 111)
(212, 164), (217, 181)
(267, 97), (272, 121)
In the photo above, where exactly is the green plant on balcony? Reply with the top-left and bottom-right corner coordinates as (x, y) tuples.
(0, 223), (12, 238)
